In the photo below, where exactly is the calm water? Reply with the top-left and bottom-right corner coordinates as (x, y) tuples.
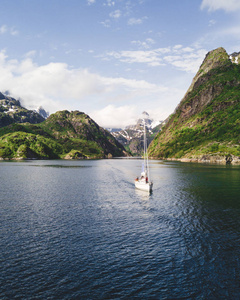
(0, 159), (240, 299)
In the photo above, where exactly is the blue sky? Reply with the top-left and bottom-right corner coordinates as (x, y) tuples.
(1, 0), (240, 127)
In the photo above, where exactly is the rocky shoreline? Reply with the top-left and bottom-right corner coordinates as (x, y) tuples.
(165, 154), (240, 165)
(1, 153), (240, 164)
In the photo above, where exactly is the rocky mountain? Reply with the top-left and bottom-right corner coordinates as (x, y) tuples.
(0, 92), (45, 127)
(148, 47), (240, 164)
(36, 106), (49, 119)
(0, 110), (128, 160)
(111, 112), (163, 155)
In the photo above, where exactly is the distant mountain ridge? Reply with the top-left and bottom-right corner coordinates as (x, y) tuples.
(110, 111), (163, 155)
(148, 47), (240, 164)
(0, 92), (45, 127)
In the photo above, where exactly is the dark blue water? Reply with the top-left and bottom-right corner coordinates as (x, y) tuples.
(0, 159), (240, 299)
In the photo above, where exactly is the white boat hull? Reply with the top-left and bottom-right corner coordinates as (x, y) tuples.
(135, 180), (153, 192)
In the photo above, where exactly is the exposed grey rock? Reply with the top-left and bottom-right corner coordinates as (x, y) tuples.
(0, 91), (45, 127)
(36, 106), (49, 119)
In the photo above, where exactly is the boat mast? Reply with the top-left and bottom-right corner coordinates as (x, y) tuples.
(143, 118), (150, 182)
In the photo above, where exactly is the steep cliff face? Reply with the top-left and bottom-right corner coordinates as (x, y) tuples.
(148, 47), (240, 163)
(173, 47), (231, 123)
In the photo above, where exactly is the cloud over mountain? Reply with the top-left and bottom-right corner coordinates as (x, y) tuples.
(0, 49), (180, 127)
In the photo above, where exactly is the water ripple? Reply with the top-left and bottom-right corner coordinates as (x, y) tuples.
(0, 160), (240, 299)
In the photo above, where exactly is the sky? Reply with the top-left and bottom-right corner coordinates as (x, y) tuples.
(1, 0), (240, 128)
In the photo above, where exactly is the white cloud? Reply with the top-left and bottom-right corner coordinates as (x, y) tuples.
(87, 0), (95, 5)
(208, 19), (216, 26)
(90, 105), (137, 128)
(90, 80), (185, 128)
(106, 46), (206, 72)
(0, 49), (176, 127)
(11, 28), (18, 36)
(0, 50), (96, 111)
(193, 23), (240, 50)
(182, 47), (194, 53)
(131, 38), (155, 49)
(107, 49), (167, 66)
(201, 0), (240, 12)
(0, 25), (7, 34)
(163, 49), (207, 73)
(25, 50), (37, 58)
(104, 0), (115, 6)
(0, 25), (18, 35)
(128, 16), (147, 25)
(88, 77), (186, 127)
(146, 38), (155, 45)
(16, 58), (37, 74)
(109, 9), (121, 19)
(219, 25), (240, 37)
(100, 76), (167, 93)
(100, 19), (111, 28)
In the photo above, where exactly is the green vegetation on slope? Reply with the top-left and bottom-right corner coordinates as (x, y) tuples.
(148, 48), (240, 160)
(0, 131), (63, 159)
(0, 110), (126, 160)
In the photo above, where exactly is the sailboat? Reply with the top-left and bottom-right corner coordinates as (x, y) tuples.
(135, 119), (153, 192)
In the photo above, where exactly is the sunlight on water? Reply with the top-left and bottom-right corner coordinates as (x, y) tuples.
(0, 159), (240, 299)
